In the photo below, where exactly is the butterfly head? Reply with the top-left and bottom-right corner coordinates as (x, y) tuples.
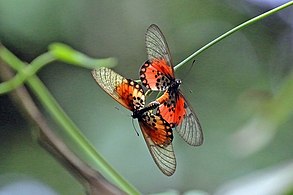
(170, 79), (181, 90)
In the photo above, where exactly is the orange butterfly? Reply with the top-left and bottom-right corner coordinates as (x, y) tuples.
(140, 24), (204, 146)
(92, 67), (176, 176)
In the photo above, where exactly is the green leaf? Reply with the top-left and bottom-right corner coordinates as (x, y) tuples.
(49, 43), (117, 69)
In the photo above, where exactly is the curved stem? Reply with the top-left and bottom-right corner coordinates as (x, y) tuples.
(0, 46), (140, 195)
(0, 43), (118, 95)
(0, 53), (55, 94)
(174, 1), (293, 71)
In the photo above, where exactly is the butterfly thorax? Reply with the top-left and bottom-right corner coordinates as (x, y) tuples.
(170, 79), (181, 90)
(166, 79), (181, 99)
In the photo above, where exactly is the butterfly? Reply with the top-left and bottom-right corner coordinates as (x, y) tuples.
(140, 24), (204, 146)
(92, 67), (176, 176)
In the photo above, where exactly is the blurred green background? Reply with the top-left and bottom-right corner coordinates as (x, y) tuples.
(0, 0), (292, 194)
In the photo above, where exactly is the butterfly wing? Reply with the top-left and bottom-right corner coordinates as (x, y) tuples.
(92, 67), (145, 111)
(157, 90), (203, 146)
(145, 24), (173, 70)
(139, 111), (176, 176)
(140, 24), (175, 91)
(176, 93), (203, 146)
(156, 90), (185, 126)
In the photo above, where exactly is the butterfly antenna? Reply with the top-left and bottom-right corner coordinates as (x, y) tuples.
(131, 118), (140, 136)
(181, 59), (196, 82)
(179, 60), (197, 95)
(114, 106), (128, 116)
(190, 59), (196, 72)
(115, 106), (135, 124)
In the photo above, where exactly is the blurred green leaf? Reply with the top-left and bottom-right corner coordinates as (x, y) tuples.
(0, 43), (118, 94)
(49, 43), (117, 69)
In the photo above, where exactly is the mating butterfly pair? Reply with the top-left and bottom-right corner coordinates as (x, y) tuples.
(92, 24), (203, 176)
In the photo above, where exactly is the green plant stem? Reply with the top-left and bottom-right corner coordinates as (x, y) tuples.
(0, 46), (140, 195)
(0, 53), (55, 94)
(174, 1), (293, 71)
(0, 43), (118, 94)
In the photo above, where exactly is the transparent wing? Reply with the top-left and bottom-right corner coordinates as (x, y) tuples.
(157, 91), (203, 146)
(91, 67), (145, 111)
(176, 92), (203, 146)
(139, 112), (176, 176)
(145, 24), (174, 76)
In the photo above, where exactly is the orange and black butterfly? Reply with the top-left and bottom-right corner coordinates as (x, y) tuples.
(92, 67), (176, 176)
(140, 24), (204, 146)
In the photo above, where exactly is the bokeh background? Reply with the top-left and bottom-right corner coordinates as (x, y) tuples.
(0, 0), (292, 194)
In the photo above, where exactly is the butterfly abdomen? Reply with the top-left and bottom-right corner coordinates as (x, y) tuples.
(132, 101), (160, 119)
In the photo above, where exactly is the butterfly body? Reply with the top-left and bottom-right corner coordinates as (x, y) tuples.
(132, 101), (160, 119)
(91, 24), (203, 176)
(140, 24), (204, 146)
(92, 67), (176, 176)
